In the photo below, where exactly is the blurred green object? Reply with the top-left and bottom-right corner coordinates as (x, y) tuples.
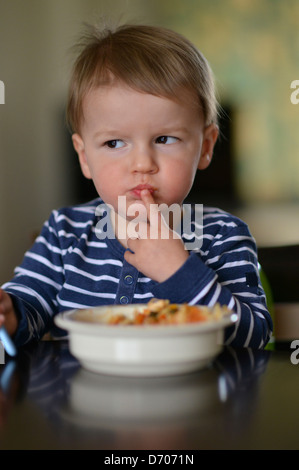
(259, 263), (275, 350)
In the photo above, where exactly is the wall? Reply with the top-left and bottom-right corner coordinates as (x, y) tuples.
(0, 0), (155, 283)
(149, 0), (299, 203)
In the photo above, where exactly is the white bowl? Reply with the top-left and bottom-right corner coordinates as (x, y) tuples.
(54, 305), (237, 377)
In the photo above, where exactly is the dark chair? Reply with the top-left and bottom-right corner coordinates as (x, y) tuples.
(257, 244), (299, 303)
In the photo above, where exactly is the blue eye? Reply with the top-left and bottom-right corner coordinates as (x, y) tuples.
(156, 136), (178, 145)
(105, 140), (125, 149)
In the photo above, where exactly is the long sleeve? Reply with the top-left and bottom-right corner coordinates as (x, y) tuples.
(2, 211), (66, 345)
(151, 209), (273, 348)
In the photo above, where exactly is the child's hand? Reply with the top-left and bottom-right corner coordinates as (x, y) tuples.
(0, 289), (18, 337)
(124, 190), (189, 282)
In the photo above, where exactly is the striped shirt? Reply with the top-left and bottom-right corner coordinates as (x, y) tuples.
(2, 198), (272, 348)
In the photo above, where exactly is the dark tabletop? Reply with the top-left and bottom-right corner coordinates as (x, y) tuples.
(0, 340), (298, 450)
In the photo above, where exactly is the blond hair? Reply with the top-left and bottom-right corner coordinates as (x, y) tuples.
(66, 24), (218, 133)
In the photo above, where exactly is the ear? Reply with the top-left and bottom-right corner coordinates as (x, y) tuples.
(197, 123), (219, 170)
(72, 133), (92, 179)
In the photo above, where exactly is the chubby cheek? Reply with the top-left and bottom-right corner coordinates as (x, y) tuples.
(91, 165), (124, 207)
(93, 178), (118, 206)
(161, 167), (196, 205)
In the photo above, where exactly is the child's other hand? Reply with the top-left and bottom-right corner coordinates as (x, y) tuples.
(0, 289), (18, 336)
(124, 190), (189, 282)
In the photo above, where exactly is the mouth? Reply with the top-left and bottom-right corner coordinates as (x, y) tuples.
(130, 184), (157, 198)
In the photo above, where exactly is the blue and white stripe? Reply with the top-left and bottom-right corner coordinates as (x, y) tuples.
(2, 197), (272, 348)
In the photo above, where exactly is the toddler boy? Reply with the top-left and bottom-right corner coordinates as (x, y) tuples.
(0, 24), (272, 348)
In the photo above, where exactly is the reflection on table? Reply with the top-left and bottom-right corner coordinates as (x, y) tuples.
(0, 340), (298, 449)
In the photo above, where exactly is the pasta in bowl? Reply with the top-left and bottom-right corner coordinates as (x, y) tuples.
(55, 299), (237, 377)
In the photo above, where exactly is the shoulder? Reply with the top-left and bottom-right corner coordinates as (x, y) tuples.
(184, 204), (256, 253)
(202, 205), (247, 227)
(187, 204), (250, 233)
(47, 197), (102, 236)
(200, 205), (252, 236)
(201, 205), (257, 252)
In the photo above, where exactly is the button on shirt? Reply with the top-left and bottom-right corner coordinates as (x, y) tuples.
(116, 262), (138, 304)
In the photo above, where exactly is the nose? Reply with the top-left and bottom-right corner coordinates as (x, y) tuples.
(130, 144), (158, 174)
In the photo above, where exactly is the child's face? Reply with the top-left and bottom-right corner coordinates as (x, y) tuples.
(72, 83), (218, 217)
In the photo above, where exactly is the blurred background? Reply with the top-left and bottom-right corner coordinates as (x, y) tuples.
(0, 0), (299, 284)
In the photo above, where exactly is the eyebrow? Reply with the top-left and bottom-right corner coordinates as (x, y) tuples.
(156, 126), (190, 134)
(93, 126), (190, 139)
(92, 129), (122, 139)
